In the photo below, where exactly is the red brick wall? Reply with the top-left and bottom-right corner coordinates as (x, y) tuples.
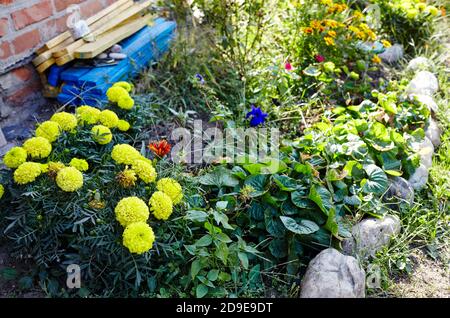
(0, 0), (117, 133)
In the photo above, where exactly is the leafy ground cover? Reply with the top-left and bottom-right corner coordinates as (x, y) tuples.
(0, 0), (448, 297)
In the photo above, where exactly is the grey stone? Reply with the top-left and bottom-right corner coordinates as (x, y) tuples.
(411, 137), (434, 169)
(406, 71), (439, 96)
(384, 176), (415, 207)
(425, 118), (441, 148)
(378, 44), (403, 63)
(350, 215), (401, 259)
(410, 94), (439, 113)
(2, 124), (32, 141)
(111, 44), (122, 53)
(408, 164), (429, 190)
(300, 248), (365, 298)
(406, 57), (434, 73)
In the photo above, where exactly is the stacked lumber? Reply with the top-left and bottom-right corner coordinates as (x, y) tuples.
(33, 0), (176, 101)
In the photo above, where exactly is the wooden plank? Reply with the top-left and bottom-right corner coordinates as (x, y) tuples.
(52, 0), (153, 59)
(33, 0), (134, 68)
(37, 58), (56, 73)
(75, 15), (153, 59)
(42, 0), (131, 51)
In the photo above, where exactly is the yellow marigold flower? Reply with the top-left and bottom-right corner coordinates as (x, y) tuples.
(115, 197), (149, 227)
(122, 222), (155, 254)
(47, 161), (65, 179)
(407, 8), (419, 19)
(117, 95), (135, 110)
(358, 23), (370, 32)
(91, 125), (113, 145)
(324, 19), (339, 28)
(372, 55), (382, 64)
(56, 167), (83, 192)
(23, 137), (52, 159)
(111, 144), (141, 165)
(116, 168), (137, 188)
(324, 36), (335, 46)
(35, 121), (61, 143)
(106, 86), (129, 103)
(117, 119), (131, 132)
(381, 40), (392, 48)
(149, 191), (173, 220)
(366, 30), (377, 41)
(3, 146), (27, 169)
(69, 158), (89, 172)
(113, 81), (133, 92)
(327, 30), (337, 38)
(138, 155), (153, 166)
(50, 112), (77, 131)
(132, 159), (157, 183)
(320, 0), (332, 6)
(98, 110), (119, 128)
(0, 184), (4, 199)
(89, 199), (106, 210)
(76, 105), (101, 125)
(348, 25), (360, 33)
(353, 11), (364, 20)
(13, 162), (42, 185)
(39, 163), (49, 173)
(156, 178), (183, 205)
(426, 6), (439, 16)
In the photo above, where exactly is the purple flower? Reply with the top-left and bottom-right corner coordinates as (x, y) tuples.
(246, 105), (268, 127)
(195, 73), (205, 85)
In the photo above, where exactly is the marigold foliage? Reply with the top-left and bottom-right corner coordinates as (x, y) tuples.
(35, 121), (61, 142)
(111, 144), (141, 165)
(132, 159), (157, 183)
(157, 178), (183, 205)
(56, 167), (84, 192)
(149, 191), (173, 220)
(98, 110), (119, 128)
(122, 222), (155, 254)
(91, 125), (113, 145)
(50, 112), (78, 131)
(115, 196), (150, 227)
(13, 162), (42, 185)
(3, 146), (27, 169)
(69, 158), (89, 172)
(23, 137), (52, 159)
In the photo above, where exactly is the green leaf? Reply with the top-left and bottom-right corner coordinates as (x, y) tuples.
(196, 235), (213, 247)
(216, 233), (232, 243)
(279, 216), (319, 235)
(215, 242), (229, 265)
(198, 167), (239, 188)
(185, 210), (208, 222)
(291, 191), (314, 209)
(308, 185), (334, 215)
(238, 252), (249, 269)
(0, 268), (17, 281)
(249, 201), (264, 220)
(207, 270), (219, 282)
(215, 201), (228, 210)
(385, 170), (403, 176)
(273, 175), (297, 191)
(324, 208), (338, 236)
(191, 260), (202, 279)
(196, 284), (209, 298)
(362, 164), (389, 195)
(303, 65), (321, 77)
(269, 239), (288, 258)
(244, 174), (268, 197)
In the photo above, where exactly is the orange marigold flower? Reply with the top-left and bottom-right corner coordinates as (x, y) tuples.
(372, 55), (381, 64)
(327, 30), (337, 38)
(149, 140), (171, 158)
(303, 27), (314, 34)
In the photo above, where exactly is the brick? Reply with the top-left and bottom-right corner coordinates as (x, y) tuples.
(12, 0), (53, 30)
(5, 79), (41, 105)
(0, 0), (14, 5)
(0, 18), (9, 37)
(0, 41), (12, 60)
(12, 29), (41, 54)
(12, 66), (33, 81)
(42, 14), (68, 41)
(80, 0), (103, 18)
(53, 0), (84, 12)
